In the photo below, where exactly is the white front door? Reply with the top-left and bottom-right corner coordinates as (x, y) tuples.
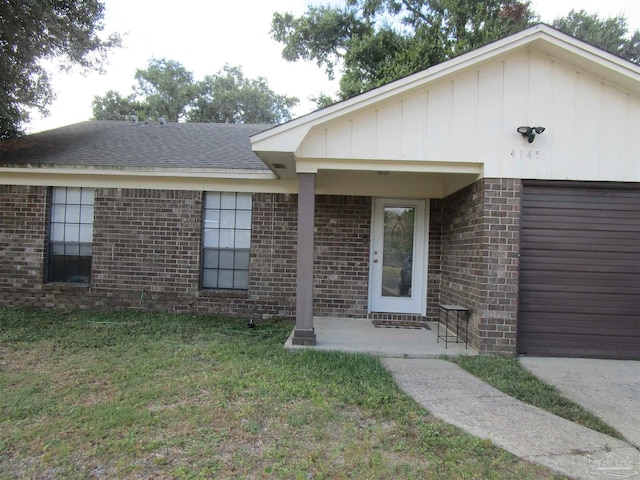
(369, 198), (428, 314)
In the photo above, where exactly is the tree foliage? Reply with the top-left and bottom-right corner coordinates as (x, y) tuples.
(187, 65), (299, 124)
(272, 1), (640, 102)
(92, 60), (298, 124)
(133, 59), (198, 122)
(0, 0), (120, 139)
(91, 91), (144, 121)
(272, 0), (535, 99)
(553, 10), (640, 64)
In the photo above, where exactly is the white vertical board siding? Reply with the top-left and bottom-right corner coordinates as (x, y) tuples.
(600, 86), (628, 179)
(451, 71), (479, 162)
(476, 60), (504, 168)
(526, 54), (553, 179)
(501, 53), (530, 179)
(376, 101), (402, 159)
(326, 119), (352, 158)
(352, 111), (376, 159)
(425, 81), (453, 160)
(401, 91), (428, 159)
(548, 62), (577, 179)
(300, 126), (327, 158)
(575, 74), (602, 178)
(297, 48), (639, 182)
(627, 96), (640, 179)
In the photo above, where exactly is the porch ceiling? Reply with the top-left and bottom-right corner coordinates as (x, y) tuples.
(315, 169), (480, 198)
(257, 150), (482, 198)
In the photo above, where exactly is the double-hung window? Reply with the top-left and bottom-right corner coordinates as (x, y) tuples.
(202, 192), (252, 290)
(48, 187), (94, 283)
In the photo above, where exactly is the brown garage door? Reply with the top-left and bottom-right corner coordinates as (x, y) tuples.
(518, 181), (640, 359)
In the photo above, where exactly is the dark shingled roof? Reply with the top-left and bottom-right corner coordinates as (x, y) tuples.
(0, 120), (274, 170)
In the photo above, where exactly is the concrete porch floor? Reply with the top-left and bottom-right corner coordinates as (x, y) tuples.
(285, 317), (477, 358)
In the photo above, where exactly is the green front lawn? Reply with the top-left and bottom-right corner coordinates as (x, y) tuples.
(0, 308), (563, 479)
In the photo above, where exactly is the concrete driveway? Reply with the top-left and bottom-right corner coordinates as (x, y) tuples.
(520, 357), (640, 448)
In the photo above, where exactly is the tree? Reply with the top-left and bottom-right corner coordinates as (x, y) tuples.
(187, 65), (299, 124)
(92, 61), (298, 124)
(133, 58), (198, 122)
(272, 0), (535, 99)
(92, 91), (144, 121)
(0, 0), (120, 139)
(310, 92), (337, 109)
(272, 5), (373, 79)
(553, 10), (640, 64)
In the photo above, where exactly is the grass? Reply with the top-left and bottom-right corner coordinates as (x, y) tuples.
(450, 355), (623, 440)
(0, 307), (565, 479)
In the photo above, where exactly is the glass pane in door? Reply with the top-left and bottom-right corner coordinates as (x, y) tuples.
(381, 206), (415, 297)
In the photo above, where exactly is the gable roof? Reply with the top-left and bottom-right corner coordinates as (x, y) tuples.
(0, 121), (273, 171)
(251, 24), (640, 163)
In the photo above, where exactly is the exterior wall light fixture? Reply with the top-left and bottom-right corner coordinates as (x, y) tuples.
(517, 126), (545, 143)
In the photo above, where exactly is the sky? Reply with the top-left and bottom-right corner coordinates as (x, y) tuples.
(27, 0), (640, 133)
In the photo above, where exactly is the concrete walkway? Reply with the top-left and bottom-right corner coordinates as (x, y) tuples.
(520, 357), (640, 450)
(383, 358), (640, 480)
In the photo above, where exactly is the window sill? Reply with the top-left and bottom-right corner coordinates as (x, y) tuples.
(198, 289), (249, 298)
(43, 282), (91, 290)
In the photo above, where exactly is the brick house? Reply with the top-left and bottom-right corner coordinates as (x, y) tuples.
(1, 25), (639, 358)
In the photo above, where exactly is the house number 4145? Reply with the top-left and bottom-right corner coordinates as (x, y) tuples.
(510, 149), (540, 160)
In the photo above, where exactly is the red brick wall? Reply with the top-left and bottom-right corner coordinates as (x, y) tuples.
(92, 189), (202, 295)
(248, 193), (298, 316)
(427, 199), (443, 322)
(0, 187), (374, 319)
(249, 193), (373, 318)
(315, 195), (371, 317)
(0, 185), (47, 295)
(440, 178), (521, 354)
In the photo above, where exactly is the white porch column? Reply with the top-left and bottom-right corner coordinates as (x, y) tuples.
(292, 173), (316, 345)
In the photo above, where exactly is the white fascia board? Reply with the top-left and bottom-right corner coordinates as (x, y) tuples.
(251, 124), (314, 153)
(251, 24), (640, 154)
(1, 169), (296, 193)
(296, 157), (483, 175)
(0, 166), (278, 180)
(535, 26), (640, 74)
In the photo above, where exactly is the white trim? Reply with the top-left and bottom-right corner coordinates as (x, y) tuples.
(296, 158), (483, 175)
(0, 166), (277, 180)
(0, 170), (297, 193)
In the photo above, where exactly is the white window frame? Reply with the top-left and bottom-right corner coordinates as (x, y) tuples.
(202, 192), (252, 290)
(48, 187), (94, 283)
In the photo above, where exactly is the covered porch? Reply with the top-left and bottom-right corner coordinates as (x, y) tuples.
(285, 317), (476, 358)
(250, 69), (492, 353)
